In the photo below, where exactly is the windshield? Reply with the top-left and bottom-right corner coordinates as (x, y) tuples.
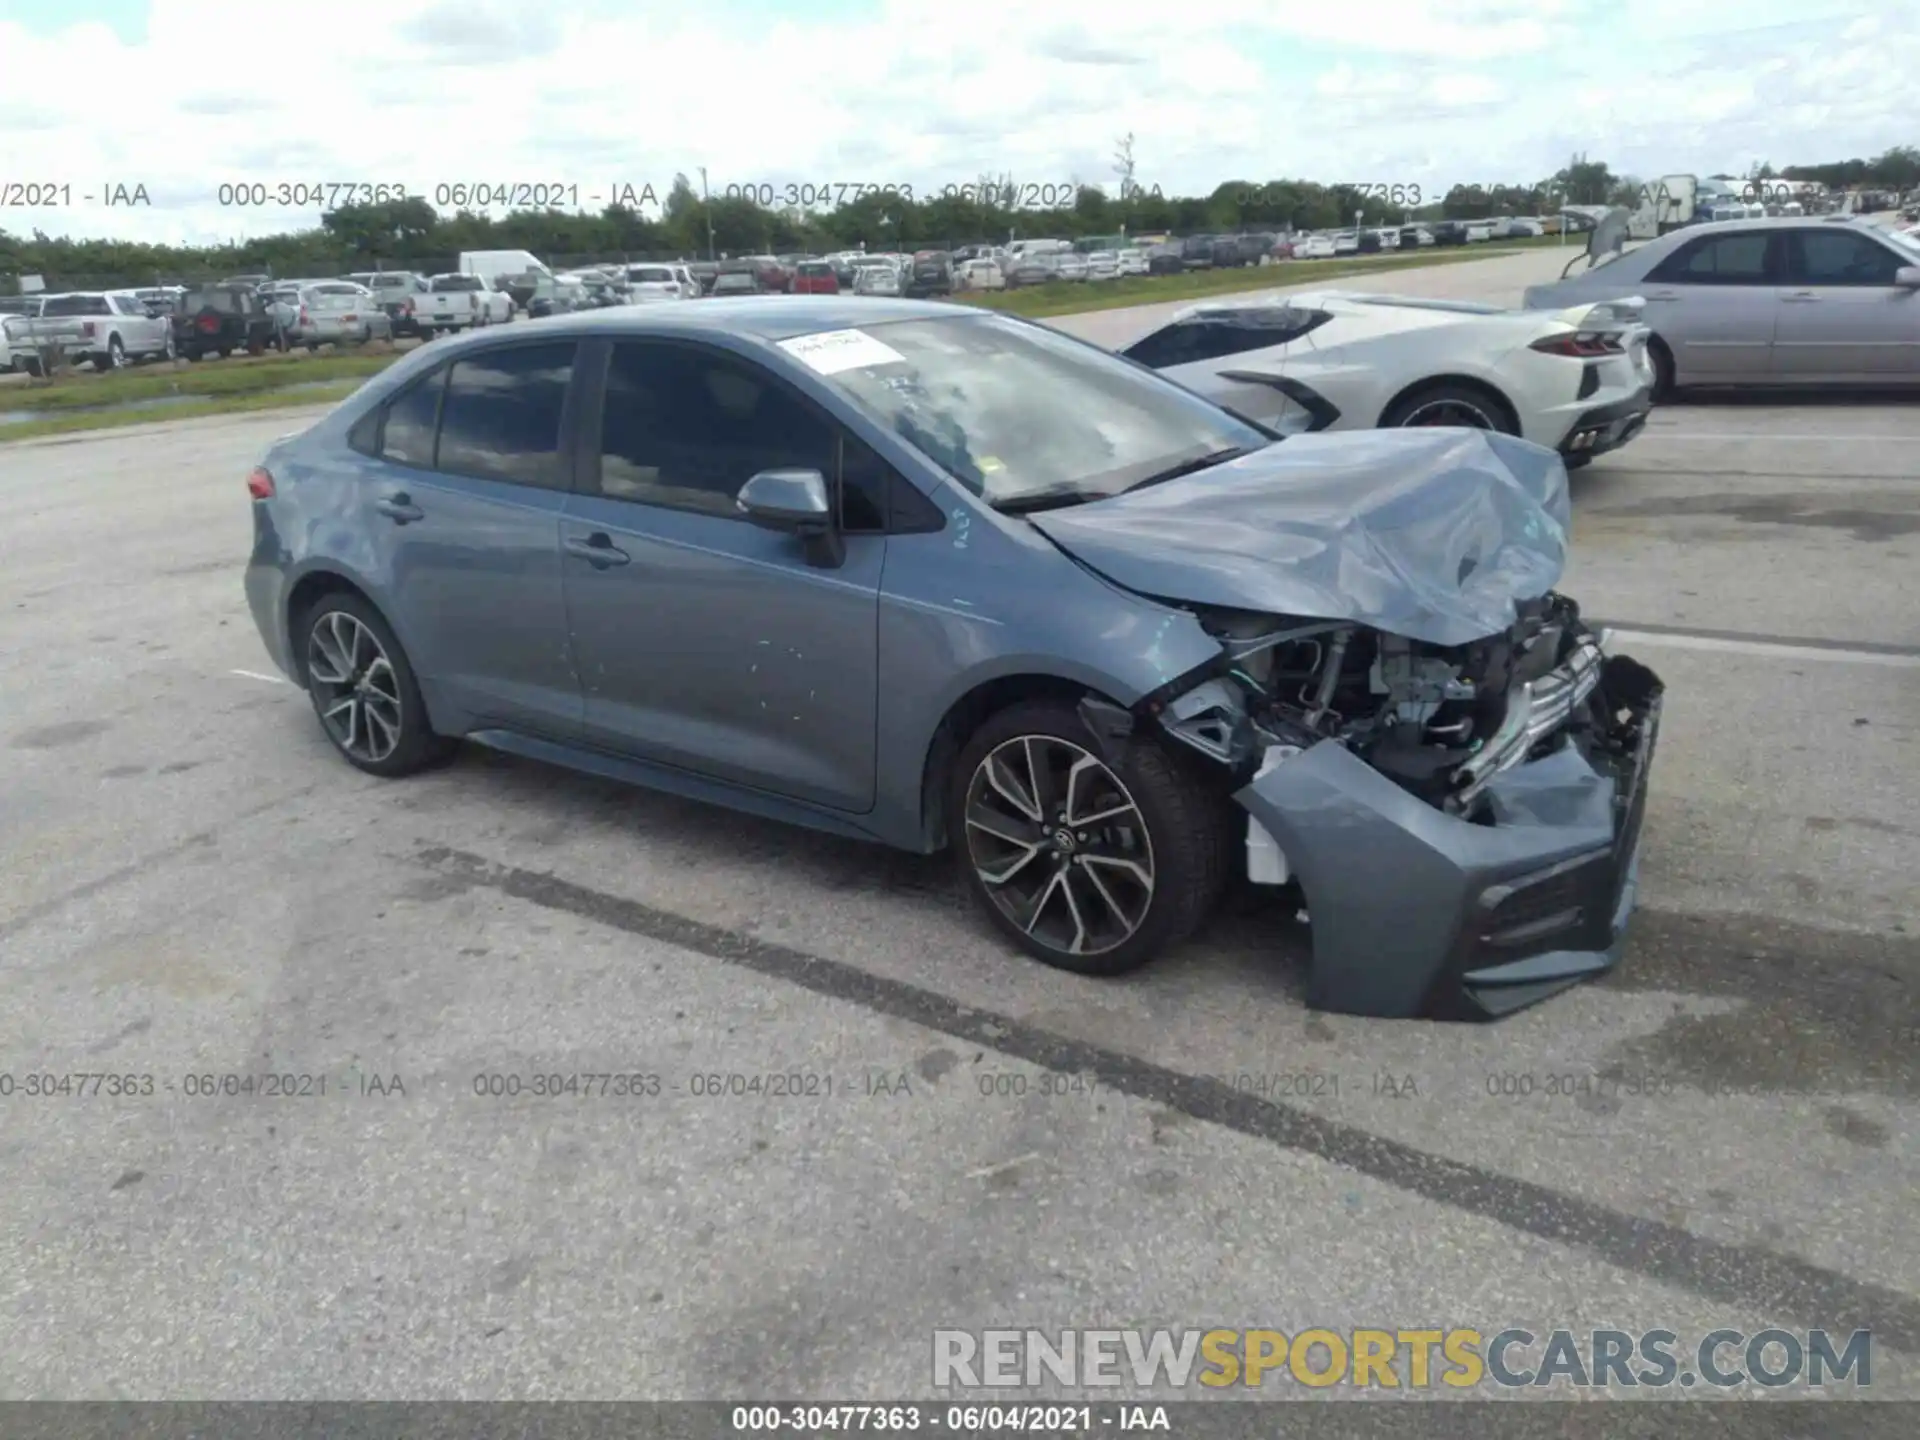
(1883, 227), (1920, 261)
(787, 314), (1267, 509)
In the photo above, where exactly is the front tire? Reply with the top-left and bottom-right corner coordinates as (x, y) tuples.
(1648, 337), (1676, 402)
(297, 593), (454, 777)
(949, 700), (1232, 976)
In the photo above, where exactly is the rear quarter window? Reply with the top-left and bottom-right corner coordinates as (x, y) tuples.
(369, 366), (449, 466)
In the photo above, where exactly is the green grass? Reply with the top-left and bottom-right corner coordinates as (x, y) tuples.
(963, 243), (1550, 318)
(0, 380), (360, 443)
(10, 347), (401, 410)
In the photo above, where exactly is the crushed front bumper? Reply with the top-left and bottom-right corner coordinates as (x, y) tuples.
(1234, 656), (1661, 1020)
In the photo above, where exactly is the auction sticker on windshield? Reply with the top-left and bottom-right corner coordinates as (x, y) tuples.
(778, 328), (907, 375)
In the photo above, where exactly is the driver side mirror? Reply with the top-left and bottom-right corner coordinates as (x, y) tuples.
(1895, 266), (1920, 289)
(737, 468), (844, 568)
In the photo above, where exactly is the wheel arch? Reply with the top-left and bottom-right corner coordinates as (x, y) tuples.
(283, 568), (395, 687)
(916, 672), (1115, 851)
(1376, 373), (1521, 433)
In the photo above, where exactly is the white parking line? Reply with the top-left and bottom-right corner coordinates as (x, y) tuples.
(229, 668), (289, 684)
(1644, 433), (1914, 443)
(1607, 629), (1920, 668)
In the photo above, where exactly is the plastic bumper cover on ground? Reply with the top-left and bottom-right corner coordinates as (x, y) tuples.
(1234, 680), (1660, 1020)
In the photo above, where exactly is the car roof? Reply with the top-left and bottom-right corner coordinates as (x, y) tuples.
(1650, 214), (1879, 240)
(464, 296), (968, 344)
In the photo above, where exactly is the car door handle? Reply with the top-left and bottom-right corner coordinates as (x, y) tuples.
(565, 533), (630, 567)
(1644, 292), (1679, 302)
(374, 494), (424, 524)
(1782, 291), (1820, 302)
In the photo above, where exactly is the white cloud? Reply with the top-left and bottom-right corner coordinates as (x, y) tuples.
(1, 0), (1913, 246)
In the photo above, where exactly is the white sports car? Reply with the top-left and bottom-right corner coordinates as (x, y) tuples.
(1118, 290), (1656, 466)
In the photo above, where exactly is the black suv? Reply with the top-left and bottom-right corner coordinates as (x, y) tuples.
(905, 250), (954, 297)
(172, 284), (283, 359)
(1429, 221), (1470, 246)
(1179, 234), (1217, 269)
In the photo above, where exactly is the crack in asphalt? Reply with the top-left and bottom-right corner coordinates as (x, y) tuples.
(414, 842), (1920, 1357)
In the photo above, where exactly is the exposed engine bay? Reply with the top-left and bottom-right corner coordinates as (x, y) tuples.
(1145, 592), (1663, 824)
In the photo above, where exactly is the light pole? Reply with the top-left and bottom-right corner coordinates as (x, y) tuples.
(697, 166), (716, 261)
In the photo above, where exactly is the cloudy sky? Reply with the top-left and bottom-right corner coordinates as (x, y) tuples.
(2, 0), (1913, 245)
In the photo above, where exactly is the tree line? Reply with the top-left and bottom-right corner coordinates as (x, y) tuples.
(5, 148), (1915, 292)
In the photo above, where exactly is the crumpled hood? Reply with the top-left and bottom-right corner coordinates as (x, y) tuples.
(1029, 428), (1570, 647)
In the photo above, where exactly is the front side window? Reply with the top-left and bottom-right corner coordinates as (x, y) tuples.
(595, 341), (836, 519)
(434, 344), (575, 488)
(793, 314), (1266, 510)
(1789, 230), (1904, 285)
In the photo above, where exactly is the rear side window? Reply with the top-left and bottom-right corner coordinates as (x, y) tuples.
(434, 343), (575, 489)
(44, 295), (111, 316)
(1650, 232), (1773, 283)
(1122, 310), (1327, 369)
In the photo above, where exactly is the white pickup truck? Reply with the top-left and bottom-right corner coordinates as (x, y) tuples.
(419, 273), (513, 335)
(18, 290), (176, 369)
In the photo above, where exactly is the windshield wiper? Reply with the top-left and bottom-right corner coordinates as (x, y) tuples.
(991, 488), (1094, 515)
(1126, 446), (1250, 492)
(993, 446), (1252, 515)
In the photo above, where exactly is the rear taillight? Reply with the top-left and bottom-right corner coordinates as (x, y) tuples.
(299, 307), (309, 324)
(403, 299), (413, 315)
(198, 314), (220, 332)
(247, 467), (275, 500)
(81, 322), (97, 338)
(1531, 332), (1623, 358)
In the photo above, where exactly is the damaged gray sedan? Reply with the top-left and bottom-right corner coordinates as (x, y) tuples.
(244, 298), (1662, 1020)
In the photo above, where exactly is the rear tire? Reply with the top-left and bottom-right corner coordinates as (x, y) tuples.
(949, 700), (1232, 977)
(295, 592), (454, 778)
(1380, 382), (1517, 433)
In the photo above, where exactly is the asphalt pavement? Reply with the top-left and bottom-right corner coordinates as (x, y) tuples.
(0, 243), (1914, 1403)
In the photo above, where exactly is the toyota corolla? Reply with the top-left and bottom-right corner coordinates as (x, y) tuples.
(243, 298), (1663, 1020)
